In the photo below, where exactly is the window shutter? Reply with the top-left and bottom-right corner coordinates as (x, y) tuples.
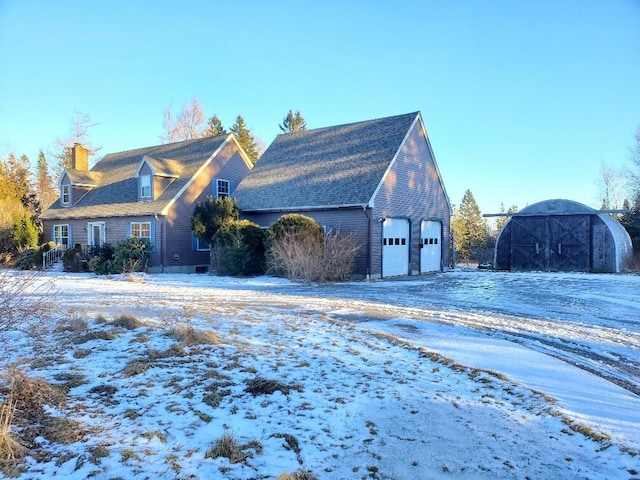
(212, 179), (217, 197)
(191, 232), (198, 251)
(150, 222), (156, 252)
(127, 223), (132, 236)
(228, 180), (234, 195)
(68, 224), (73, 246)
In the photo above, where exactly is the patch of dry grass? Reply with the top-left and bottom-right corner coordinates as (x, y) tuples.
(205, 433), (262, 464)
(111, 314), (144, 330)
(277, 470), (318, 480)
(168, 324), (220, 346)
(244, 376), (303, 396)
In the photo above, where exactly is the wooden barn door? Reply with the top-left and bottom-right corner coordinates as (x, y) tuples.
(549, 215), (590, 271)
(510, 215), (591, 271)
(510, 216), (548, 270)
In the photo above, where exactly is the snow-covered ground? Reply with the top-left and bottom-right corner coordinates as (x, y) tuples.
(3, 269), (639, 479)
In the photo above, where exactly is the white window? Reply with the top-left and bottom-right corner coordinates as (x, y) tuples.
(61, 184), (70, 205)
(216, 179), (229, 198)
(140, 175), (151, 199)
(130, 222), (151, 242)
(53, 224), (69, 246)
(196, 236), (209, 251)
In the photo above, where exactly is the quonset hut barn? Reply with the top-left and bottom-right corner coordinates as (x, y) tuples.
(494, 199), (632, 273)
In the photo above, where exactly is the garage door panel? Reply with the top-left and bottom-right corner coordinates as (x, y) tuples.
(420, 220), (442, 272)
(383, 218), (409, 277)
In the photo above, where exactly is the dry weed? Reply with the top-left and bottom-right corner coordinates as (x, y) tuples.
(0, 387), (27, 468)
(168, 324), (220, 346)
(111, 314), (143, 330)
(205, 433), (262, 464)
(244, 376), (303, 396)
(277, 470), (318, 480)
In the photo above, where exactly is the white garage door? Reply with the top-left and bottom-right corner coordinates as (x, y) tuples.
(383, 218), (410, 277)
(420, 220), (442, 273)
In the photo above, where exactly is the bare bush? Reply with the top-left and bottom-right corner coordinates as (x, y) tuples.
(0, 386), (26, 469)
(267, 231), (360, 283)
(0, 270), (56, 335)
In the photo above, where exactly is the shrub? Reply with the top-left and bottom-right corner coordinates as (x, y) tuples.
(63, 244), (85, 273)
(88, 238), (151, 275)
(267, 214), (323, 244)
(15, 248), (37, 270)
(267, 227), (360, 283)
(10, 215), (38, 251)
(112, 237), (152, 273)
(214, 220), (266, 276)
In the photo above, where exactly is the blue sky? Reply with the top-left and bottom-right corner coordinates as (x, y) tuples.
(1, 0), (639, 215)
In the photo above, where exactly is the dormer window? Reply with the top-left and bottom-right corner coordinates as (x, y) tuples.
(61, 184), (70, 205)
(140, 174), (151, 199)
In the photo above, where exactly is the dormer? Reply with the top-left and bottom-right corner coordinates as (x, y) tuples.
(59, 146), (100, 207)
(135, 155), (179, 201)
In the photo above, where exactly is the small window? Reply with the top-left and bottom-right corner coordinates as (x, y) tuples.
(434, 238), (438, 245)
(53, 224), (69, 246)
(131, 222), (151, 241)
(401, 238), (406, 245)
(61, 185), (70, 205)
(216, 179), (230, 198)
(140, 175), (151, 199)
(196, 236), (209, 251)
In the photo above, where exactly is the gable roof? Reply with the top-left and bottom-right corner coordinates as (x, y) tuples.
(234, 112), (420, 212)
(42, 134), (243, 220)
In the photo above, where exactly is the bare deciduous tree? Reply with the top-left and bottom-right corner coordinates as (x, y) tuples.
(161, 97), (206, 143)
(0, 271), (56, 335)
(596, 162), (626, 210)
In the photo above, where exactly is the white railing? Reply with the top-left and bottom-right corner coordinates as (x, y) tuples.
(42, 243), (68, 270)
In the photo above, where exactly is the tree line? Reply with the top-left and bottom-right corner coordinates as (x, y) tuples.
(161, 97), (307, 165)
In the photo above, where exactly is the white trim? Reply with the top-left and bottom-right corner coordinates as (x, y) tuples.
(130, 221), (152, 241)
(61, 184), (71, 205)
(53, 224), (70, 246)
(161, 135), (234, 216)
(367, 113), (419, 208)
(87, 221), (106, 247)
(416, 113), (453, 215)
(140, 174), (152, 199)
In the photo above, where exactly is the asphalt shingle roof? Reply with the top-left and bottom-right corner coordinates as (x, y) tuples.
(235, 112), (419, 211)
(42, 135), (229, 220)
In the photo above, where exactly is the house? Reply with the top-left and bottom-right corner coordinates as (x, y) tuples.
(493, 199), (633, 273)
(41, 135), (253, 273)
(234, 112), (452, 278)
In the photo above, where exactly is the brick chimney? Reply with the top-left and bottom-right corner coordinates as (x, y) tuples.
(70, 143), (89, 171)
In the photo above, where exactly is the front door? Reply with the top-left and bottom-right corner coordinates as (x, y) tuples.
(88, 222), (105, 247)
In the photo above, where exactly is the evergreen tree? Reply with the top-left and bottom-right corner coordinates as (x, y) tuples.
(230, 115), (259, 164)
(451, 189), (488, 263)
(495, 202), (518, 233)
(279, 110), (307, 133)
(36, 150), (57, 209)
(203, 114), (226, 137)
(191, 196), (240, 271)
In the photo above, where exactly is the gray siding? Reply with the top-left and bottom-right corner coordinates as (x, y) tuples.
(370, 120), (451, 276)
(242, 208), (371, 277)
(43, 140), (252, 273)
